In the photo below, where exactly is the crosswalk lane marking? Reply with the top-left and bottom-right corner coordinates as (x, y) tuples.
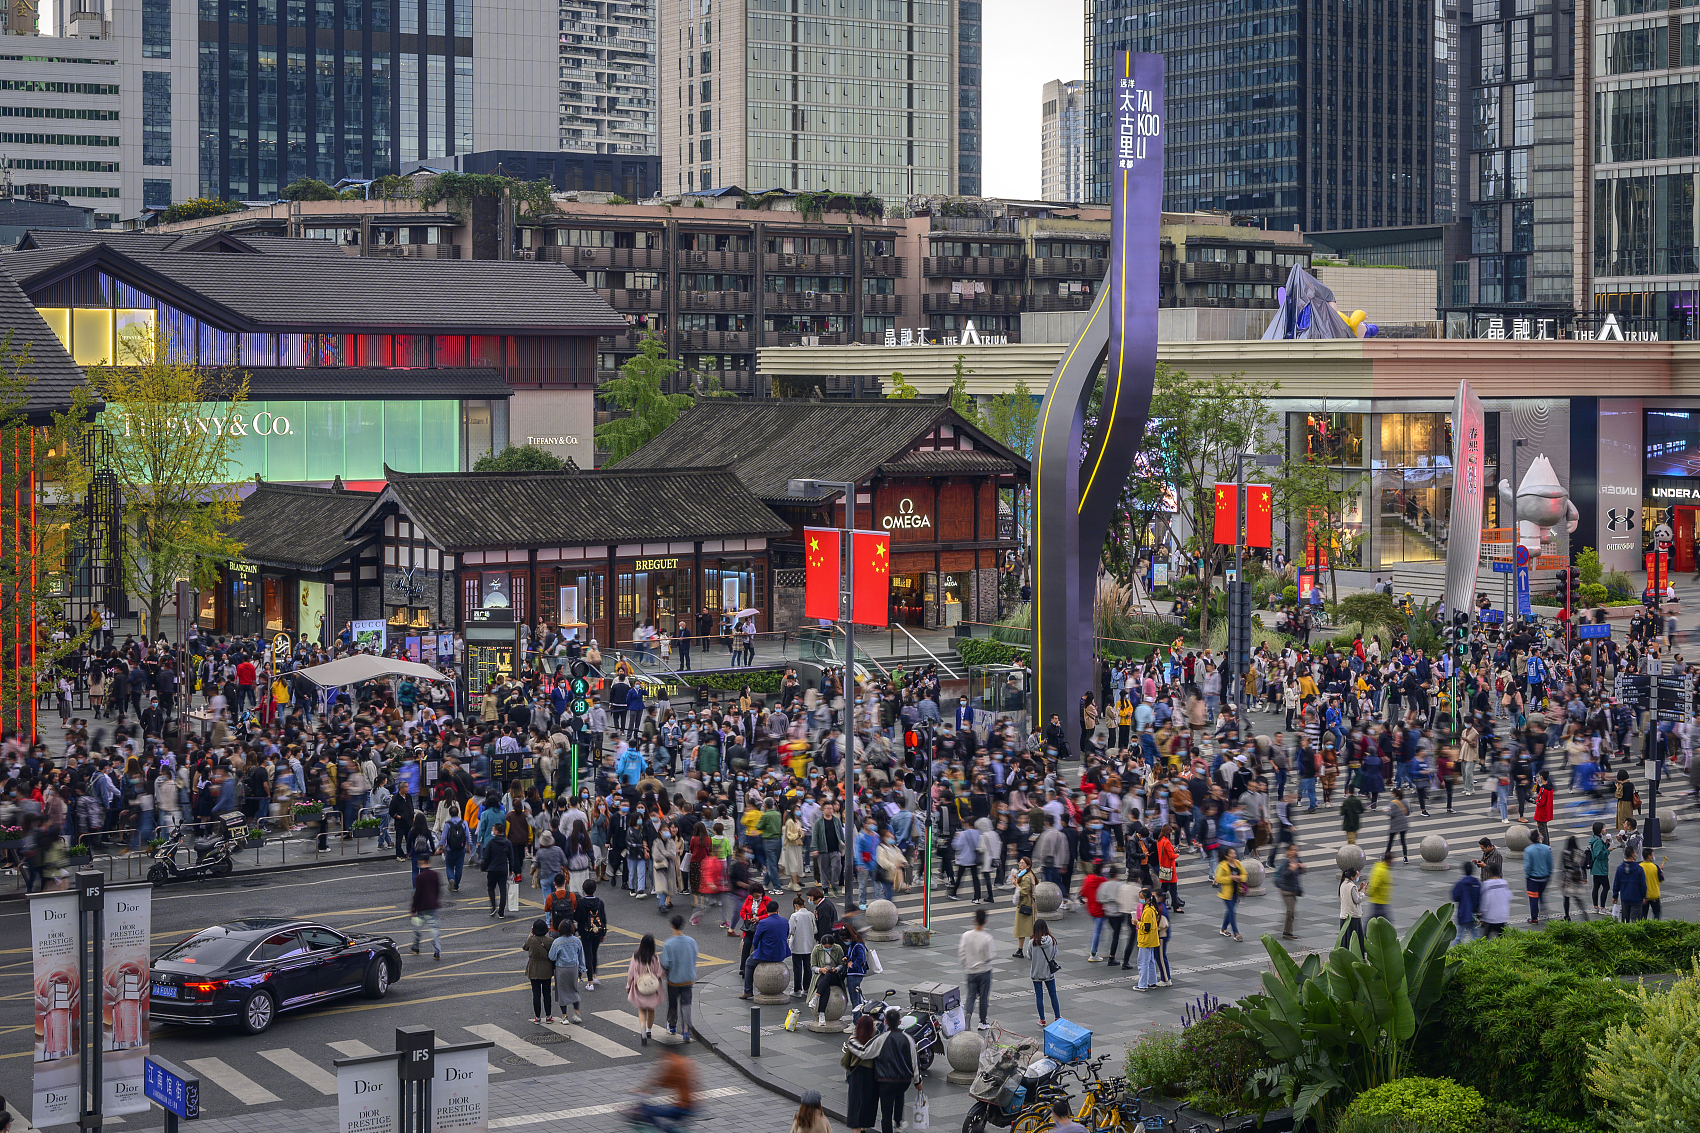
(540, 1019), (641, 1057)
(257, 1048), (337, 1094)
(327, 1039), (380, 1058)
(437, 1033), (504, 1073)
(488, 1086), (746, 1129)
(593, 1009), (644, 1033)
(465, 1023), (570, 1066)
(185, 1057), (282, 1106)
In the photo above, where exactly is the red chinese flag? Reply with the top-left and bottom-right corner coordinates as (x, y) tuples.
(1212, 483), (1238, 545)
(851, 530), (891, 627)
(804, 527), (841, 620)
(1245, 484), (1273, 548)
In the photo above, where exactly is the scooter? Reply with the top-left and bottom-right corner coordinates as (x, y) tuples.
(962, 1038), (1067, 1132)
(849, 988), (942, 1075)
(146, 810), (248, 884)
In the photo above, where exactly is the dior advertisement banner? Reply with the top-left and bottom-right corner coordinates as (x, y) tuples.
(431, 1045), (490, 1132)
(31, 891), (80, 1128)
(103, 887), (152, 1116)
(337, 1057), (400, 1133)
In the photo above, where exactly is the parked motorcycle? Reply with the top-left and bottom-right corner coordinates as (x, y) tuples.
(962, 1038), (1067, 1132)
(849, 988), (942, 1075)
(146, 810), (249, 884)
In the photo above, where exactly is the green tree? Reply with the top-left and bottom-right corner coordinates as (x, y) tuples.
(1576, 546), (1603, 586)
(0, 334), (95, 733)
(1335, 591), (1402, 641)
(885, 371), (920, 399)
(1145, 366), (1280, 642)
(949, 355), (980, 424)
(983, 377), (1039, 458)
(280, 177), (340, 201)
(1587, 962), (1700, 1133)
(594, 331), (687, 465)
(417, 172), (557, 218)
(473, 444), (569, 472)
(92, 327), (249, 640)
(1275, 445), (1367, 606)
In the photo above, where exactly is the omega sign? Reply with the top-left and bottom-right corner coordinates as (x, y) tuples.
(882, 498), (933, 531)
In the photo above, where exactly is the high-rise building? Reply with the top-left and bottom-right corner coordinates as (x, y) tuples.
(557, 0), (656, 159)
(1589, 0), (1700, 339)
(658, 0), (963, 199)
(1040, 78), (1085, 203)
(1087, 0), (1451, 234)
(1444, 0), (1577, 336)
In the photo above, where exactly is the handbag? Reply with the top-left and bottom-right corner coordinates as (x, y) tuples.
(1017, 903), (1034, 918)
(1157, 866), (1175, 883)
(911, 1091), (930, 1130)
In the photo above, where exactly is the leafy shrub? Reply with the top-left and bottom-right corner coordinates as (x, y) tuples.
(1586, 963), (1700, 1133)
(688, 670), (784, 693)
(1421, 920), (1700, 1122)
(957, 638), (1019, 667)
(1343, 1078), (1484, 1133)
(1335, 1117), (1444, 1133)
(1170, 575), (1199, 595)
(1604, 570), (1637, 599)
(1282, 584), (1298, 603)
(991, 603), (1031, 645)
(1579, 583), (1608, 606)
(1575, 547), (1603, 586)
(1479, 1103), (1603, 1133)
(1176, 1010), (1270, 1110)
(1124, 1030), (1190, 1097)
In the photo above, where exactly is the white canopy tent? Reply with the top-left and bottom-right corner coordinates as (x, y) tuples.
(295, 654), (452, 688)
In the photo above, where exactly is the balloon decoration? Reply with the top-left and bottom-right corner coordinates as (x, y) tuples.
(1339, 308), (1382, 339)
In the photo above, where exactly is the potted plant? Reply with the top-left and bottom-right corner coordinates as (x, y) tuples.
(291, 802), (325, 826)
(66, 843), (92, 861)
(349, 815), (383, 838)
(0, 824), (26, 850)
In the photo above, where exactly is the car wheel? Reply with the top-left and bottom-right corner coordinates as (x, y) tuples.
(146, 863), (168, 885)
(362, 957), (391, 999)
(240, 989), (276, 1035)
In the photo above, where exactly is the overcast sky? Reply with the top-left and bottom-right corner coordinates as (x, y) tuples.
(980, 0), (1087, 200)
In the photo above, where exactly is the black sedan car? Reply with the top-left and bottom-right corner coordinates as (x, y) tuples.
(150, 918), (402, 1034)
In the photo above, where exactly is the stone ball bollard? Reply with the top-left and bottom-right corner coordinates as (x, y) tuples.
(945, 1028), (985, 1086)
(864, 898), (902, 941)
(1336, 844), (1366, 874)
(1419, 835), (1451, 872)
(1503, 823), (1531, 856)
(1034, 881), (1064, 916)
(752, 960), (791, 1005)
(807, 985), (848, 1032)
(1660, 812), (1678, 838)
(1239, 858), (1266, 896)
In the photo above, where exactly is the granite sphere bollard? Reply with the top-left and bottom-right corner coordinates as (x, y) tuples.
(1661, 812), (1677, 837)
(752, 961), (791, 1005)
(864, 898), (902, 941)
(1239, 858), (1265, 896)
(1419, 835), (1451, 871)
(806, 985), (848, 1032)
(1503, 823), (1531, 856)
(945, 1028), (985, 1085)
(1034, 881), (1064, 915)
(1336, 844), (1366, 874)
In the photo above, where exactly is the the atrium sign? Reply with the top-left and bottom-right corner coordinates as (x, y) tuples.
(106, 408), (295, 437)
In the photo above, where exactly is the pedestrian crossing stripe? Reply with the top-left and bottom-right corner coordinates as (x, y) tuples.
(185, 1056), (282, 1106)
(487, 1086), (746, 1129)
(257, 1048), (337, 1094)
(540, 1018), (641, 1057)
(466, 1023), (571, 1066)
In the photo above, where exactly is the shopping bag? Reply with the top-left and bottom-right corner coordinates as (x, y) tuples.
(783, 1009), (800, 1031)
(911, 1091), (930, 1130)
(867, 946), (884, 974)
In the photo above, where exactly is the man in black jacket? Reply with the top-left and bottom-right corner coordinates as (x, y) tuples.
(808, 886), (838, 942)
(483, 829), (513, 918)
(388, 780), (416, 861)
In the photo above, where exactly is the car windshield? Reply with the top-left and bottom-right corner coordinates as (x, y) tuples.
(157, 929), (251, 966)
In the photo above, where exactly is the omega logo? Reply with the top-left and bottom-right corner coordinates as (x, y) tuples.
(882, 498), (932, 531)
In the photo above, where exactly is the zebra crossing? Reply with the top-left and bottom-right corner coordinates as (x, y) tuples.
(147, 1020), (659, 1117)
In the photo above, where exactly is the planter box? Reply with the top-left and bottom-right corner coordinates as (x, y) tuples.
(1172, 1104), (1293, 1132)
(350, 828), (383, 838)
(0, 838), (29, 850)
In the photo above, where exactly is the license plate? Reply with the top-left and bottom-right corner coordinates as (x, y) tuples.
(152, 984), (177, 998)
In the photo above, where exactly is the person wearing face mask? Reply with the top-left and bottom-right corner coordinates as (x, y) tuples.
(651, 821), (678, 913)
(625, 805), (654, 897)
(853, 818), (880, 908)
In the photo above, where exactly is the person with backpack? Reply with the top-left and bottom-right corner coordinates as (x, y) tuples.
(575, 879), (608, 990)
(548, 916), (585, 1024)
(407, 812), (436, 881)
(625, 933), (666, 1045)
(483, 827), (514, 919)
(441, 810), (470, 892)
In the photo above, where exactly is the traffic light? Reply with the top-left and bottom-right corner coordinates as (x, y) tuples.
(1560, 567), (1577, 611)
(1452, 611), (1470, 656)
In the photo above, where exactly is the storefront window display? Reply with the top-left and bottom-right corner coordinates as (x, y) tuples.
(614, 559), (694, 635)
(1370, 411), (1501, 566)
(702, 562), (758, 615)
(228, 563), (259, 635)
(891, 574), (925, 626)
(940, 571), (970, 626)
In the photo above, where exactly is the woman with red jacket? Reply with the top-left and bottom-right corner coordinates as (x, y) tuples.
(1532, 773), (1555, 844)
(1156, 826), (1184, 911)
(1082, 860), (1110, 961)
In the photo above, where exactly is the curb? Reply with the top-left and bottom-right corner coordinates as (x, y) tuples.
(690, 970), (855, 1125)
(0, 847), (406, 899)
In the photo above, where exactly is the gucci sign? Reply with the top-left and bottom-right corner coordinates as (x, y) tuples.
(882, 497), (933, 531)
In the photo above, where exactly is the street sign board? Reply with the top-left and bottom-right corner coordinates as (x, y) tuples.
(1491, 561), (1514, 573)
(1478, 609), (1505, 623)
(144, 1056), (200, 1120)
(1514, 544), (1531, 566)
(1577, 623), (1612, 639)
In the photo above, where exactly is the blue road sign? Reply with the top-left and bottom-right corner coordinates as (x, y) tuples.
(1577, 623), (1612, 640)
(1491, 561), (1514, 573)
(1478, 609), (1505, 623)
(145, 1056), (200, 1120)
(1514, 544), (1531, 567)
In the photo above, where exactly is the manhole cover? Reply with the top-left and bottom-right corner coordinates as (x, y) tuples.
(528, 1032), (570, 1045)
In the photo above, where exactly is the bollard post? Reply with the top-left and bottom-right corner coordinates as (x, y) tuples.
(750, 1006), (760, 1057)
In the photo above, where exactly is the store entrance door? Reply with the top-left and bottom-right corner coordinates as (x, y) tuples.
(1675, 507), (1699, 574)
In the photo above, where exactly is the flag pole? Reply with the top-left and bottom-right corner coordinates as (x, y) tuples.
(842, 480), (857, 908)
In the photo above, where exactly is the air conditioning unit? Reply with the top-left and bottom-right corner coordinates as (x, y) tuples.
(783, 254), (797, 266)
(693, 252), (707, 263)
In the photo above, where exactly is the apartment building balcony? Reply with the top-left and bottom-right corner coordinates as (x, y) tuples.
(364, 243), (461, 260)
(763, 292), (854, 312)
(861, 255), (906, 276)
(1028, 256), (1107, 279)
(678, 290), (755, 312)
(598, 288), (667, 311)
(1026, 293), (1095, 312)
(771, 332), (855, 346)
(540, 245), (667, 270)
(676, 249), (754, 272)
(922, 255), (1025, 278)
(921, 292), (1023, 314)
(762, 252), (854, 274)
(859, 293), (905, 315)
(1176, 261), (1284, 283)
(677, 330), (751, 350)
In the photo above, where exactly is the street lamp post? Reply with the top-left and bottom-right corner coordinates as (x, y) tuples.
(1231, 452), (1281, 720)
(789, 476), (861, 905)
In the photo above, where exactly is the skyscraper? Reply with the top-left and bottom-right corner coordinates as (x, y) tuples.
(1087, 0), (1449, 233)
(658, 0), (962, 198)
(1040, 78), (1086, 202)
(557, 0), (656, 159)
